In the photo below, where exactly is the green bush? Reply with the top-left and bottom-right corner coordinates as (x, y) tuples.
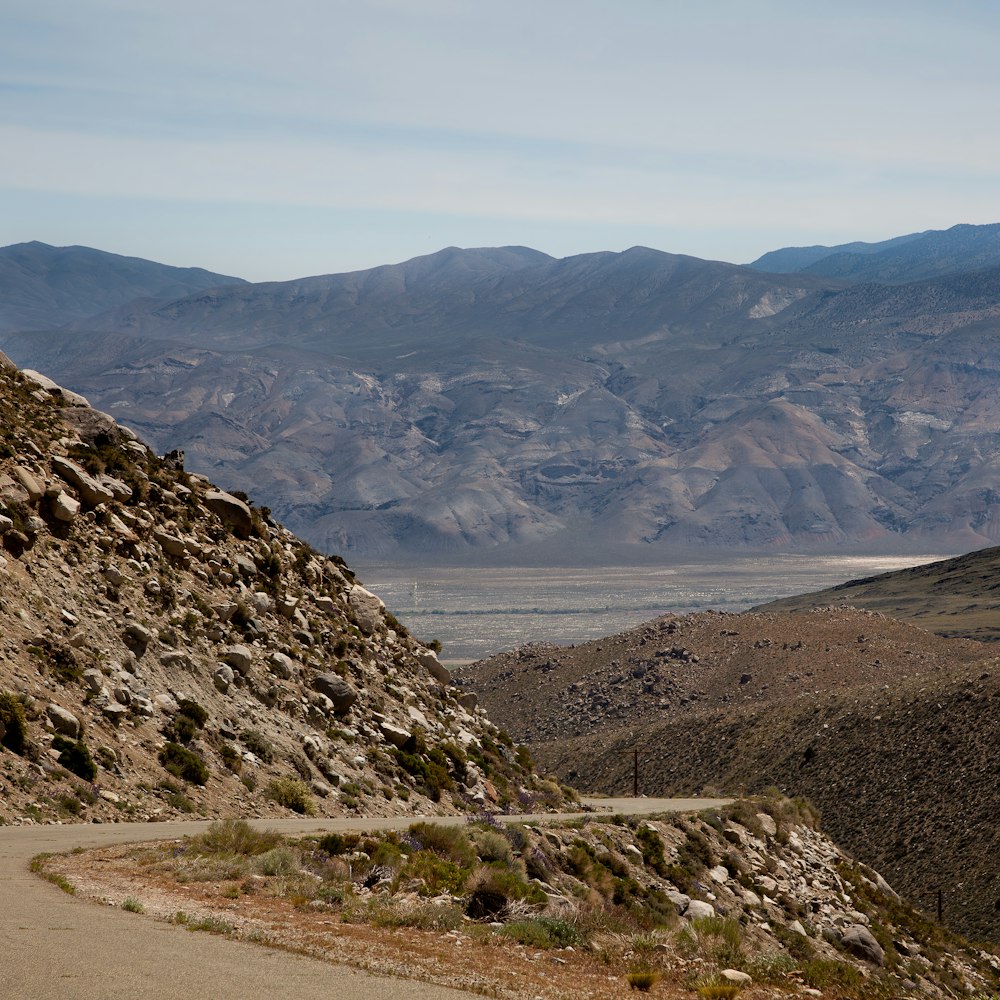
(177, 699), (208, 727)
(401, 851), (468, 896)
(470, 828), (513, 865)
(219, 743), (242, 773)
(257, 846), (300, 876)
(501, 916), (583, 949)
(241, 729), (274, 763)
(52, 735), (97, 781)
(317, 832), (359, 856)
(159, 742), (209, 785)
(407, 822), (475, 865)
(0, 691), (28, 755)
(265, 777), (315, 815)
(190, 819), (281, 857)
(635, 824), (668, 876)
(465, 863), (546, 919)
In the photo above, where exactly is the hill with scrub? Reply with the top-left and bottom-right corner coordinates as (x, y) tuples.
(0, 352), (564, 826)
(460, 606), (1000, 943)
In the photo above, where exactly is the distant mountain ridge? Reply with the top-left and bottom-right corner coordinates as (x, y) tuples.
(749, 222), (1000, 284)
(0, 241), (246, 333)
(4, 227), (1000, 560)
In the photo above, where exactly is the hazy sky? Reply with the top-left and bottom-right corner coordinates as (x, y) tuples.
(3, 0), (999, 280)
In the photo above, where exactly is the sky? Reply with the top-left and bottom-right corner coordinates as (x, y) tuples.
(3, 0), (1000, 281)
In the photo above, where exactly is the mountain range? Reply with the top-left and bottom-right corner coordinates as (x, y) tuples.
(3, 224), (1000, 561)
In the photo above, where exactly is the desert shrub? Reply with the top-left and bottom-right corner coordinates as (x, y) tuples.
(401, 851), (468, 896)
(465, 864), (541, 920)
(719, 800), (767, 839)
(57, 792), (83, 816)
(407, 823), (475, 866)
(739, 951), (799, 983)
(170, 714), (198, 745)
(219, 743), (242, 773)
(470, 828), (514, 865)
(265, 777), (315, 815)
(121, 897), (145, 913)
(392, 746), (453, 801)
(159, 742), (209, 785)
(52, 735), (97, 781)
(257, 846), (300, 876)
(502, 916), (583, 949)
(317, 832), (360, 856)
(241, 729), (274, 763)
(799, 959), (864, 990)
(290, 752), (312, 781)
(772, 920), (815, 960)
(0, 691), (28, 754)
(635, 825), (668, 876)
(694, 980), (741, 999)
(369, 901), (464, 931)
(627, 970), (662, 993)
(177, 699), (208, 727)
(371, 841), (403, 868)
(190, 819), (281, 857)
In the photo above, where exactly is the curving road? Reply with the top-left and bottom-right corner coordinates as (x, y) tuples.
(2, 798), (730, 999)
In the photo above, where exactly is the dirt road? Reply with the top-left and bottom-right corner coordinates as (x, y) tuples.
(1, 798), (729, 999)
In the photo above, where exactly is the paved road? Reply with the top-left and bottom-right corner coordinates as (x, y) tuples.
(1, 797), (730, 999)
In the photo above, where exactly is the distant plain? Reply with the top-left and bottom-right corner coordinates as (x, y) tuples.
(361, 553), (947, 662)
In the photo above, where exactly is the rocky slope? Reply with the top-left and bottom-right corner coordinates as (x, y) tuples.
(460, 609), (1000, 943)
(6, 228), (1000, 560)
(44, 801), (1000, 999)
(0, 353), (564, 826)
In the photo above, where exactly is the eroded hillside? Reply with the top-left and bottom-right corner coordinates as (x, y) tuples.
(0, 354), (564, 825)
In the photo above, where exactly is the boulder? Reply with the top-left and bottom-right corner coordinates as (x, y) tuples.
(756, 813), (777, 837)
(416, 649), (450, 684)
(102, 702), (129, 725)
(204, 490), (253, 538)
(160, 651), (193, 672)
(51, 456), (114, 506)
(213, 665), (235, 693)
(841, 924), (885, 965)
(720, 970), (752, 986)
(234, 554), (258, 577)
(51, 491), (80, 522)
(379, 721), (412, 749)
(457, 692), (478, 711)
(82, 668), (105, 694)
(267, 652), (294, 679)
(708, 865), (730, 884)
(97, 474), (132, 502)
(153, 529), (188, 557)
(250, 591), (271, 613)
(46, 703), (80, 738)
(224, 645), (254, 674)
(123, 622), (154, 652)
(12, 466), (44, 504)
(313, 673), (358, 714)
(2, 530), (31, 557)
(348, 585), (384, 635)
(684, 899), (716, 920)
(22, 369), (90, 406)
(665, 890), (691, 914)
